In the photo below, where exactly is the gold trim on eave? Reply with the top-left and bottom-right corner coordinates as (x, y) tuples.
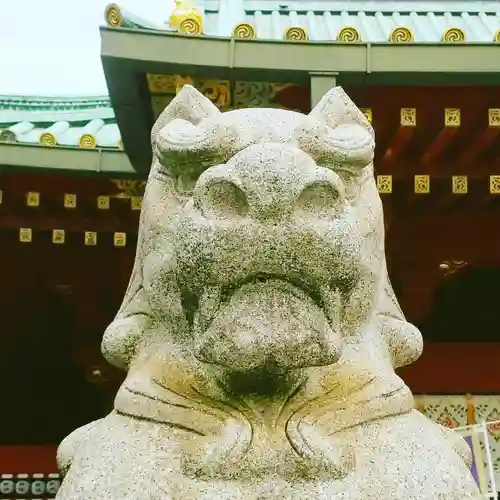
(336, 26), (361, 42)
(284, 26), (308, 41)
(452, 176), (468, 194)
(414, 175), (430, 194)
(490, 175), (500, 194)
(495, 30), (500, 43)
(19, 228), (32, 243)
(233, 23), (256, 39)
(444, 108), (461, 127)
(442, 27), (466, 43)
(39, 132), (56, 147)
(79, 134), (97, 149)
(377, 175), (393, 194)
(389, 27), (414, 43)
(105, 3), (123, 28)
(488, 109), (500, 127)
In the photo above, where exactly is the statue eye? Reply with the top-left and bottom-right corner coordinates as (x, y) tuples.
(296, 181), (344, 217)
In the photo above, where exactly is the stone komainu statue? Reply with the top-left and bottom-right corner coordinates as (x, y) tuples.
(55, 86), (481, 499)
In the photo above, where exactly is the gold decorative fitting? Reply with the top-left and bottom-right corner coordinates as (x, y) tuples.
(64, 193), (77, 209)
(179, 16), (203, 35)
(97, 195), (110, 210)
(114, 232), (127, 247)
(233, 23), (256, 39)
(85, 231), (98, 246)
(52, 229), (65, 245)
(284, 27), (308, 41)
(389, 27), (414, 43)
(360, 108), (372, 124)
(490, 175), (500, 194)
(400, 108), (417, 126)
(26, 192), (40, 207)
(105, 3), (123, 28)
(495, 30), (500, 43)
(39, 132), (56, 147)
(79, 133), (97, 149)
(377, 175), (393, 194)
(488, 109), (500, 127)
(131, 196), (143, 210)
(444, 108), (461, 127)
(414, 175), (430, 194)
(442, 27), (466, 43)
(452, 175), (468, 194)
(170, 1), (203, 35)
(19, 228), (32, 243)
(336, 26), (361, 42)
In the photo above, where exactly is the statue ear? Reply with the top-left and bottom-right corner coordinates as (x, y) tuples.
(377, 261), (423, 369)
(151, 84), (221, 151)
(309, 86), (374, 138)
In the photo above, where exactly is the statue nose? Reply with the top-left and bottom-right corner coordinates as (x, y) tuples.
(194, 149), (345, 223)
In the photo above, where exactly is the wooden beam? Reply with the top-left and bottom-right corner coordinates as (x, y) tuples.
(422, 108), (460, 166)
(381, 108), (416, 166)
(460, 108), (500, 166)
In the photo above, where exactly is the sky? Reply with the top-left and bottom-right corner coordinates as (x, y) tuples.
(0, 0), (175, 96)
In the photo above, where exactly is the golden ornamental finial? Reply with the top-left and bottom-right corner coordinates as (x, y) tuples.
(169, 0), (203, 35)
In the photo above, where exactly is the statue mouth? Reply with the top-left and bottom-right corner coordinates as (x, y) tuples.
(191, 273), (345, 374)
(221, 273), (327, 312)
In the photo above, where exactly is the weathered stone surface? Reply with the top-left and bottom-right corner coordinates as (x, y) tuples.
(55, 86), (481, 499)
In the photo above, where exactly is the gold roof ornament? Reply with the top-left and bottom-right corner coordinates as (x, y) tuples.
(494, 30), (500, 42)
(79, 133), (97, 149)
(337, 26), (362, 42)
(233, 23), (256, 39)
(169, 0), (203, 35)
(39, 132), (57, 147)
(389, 26), (414, 43)
(284, 26), (308, 41)
(105, 4), (123, 28)
(442, 27), (466, 42)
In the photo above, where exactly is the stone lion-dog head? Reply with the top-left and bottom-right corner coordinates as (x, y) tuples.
(99, 85), (423, 480)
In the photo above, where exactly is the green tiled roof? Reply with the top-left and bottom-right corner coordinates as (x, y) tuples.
(108, 0), (500, 43)
(0, 96), (121, 149)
